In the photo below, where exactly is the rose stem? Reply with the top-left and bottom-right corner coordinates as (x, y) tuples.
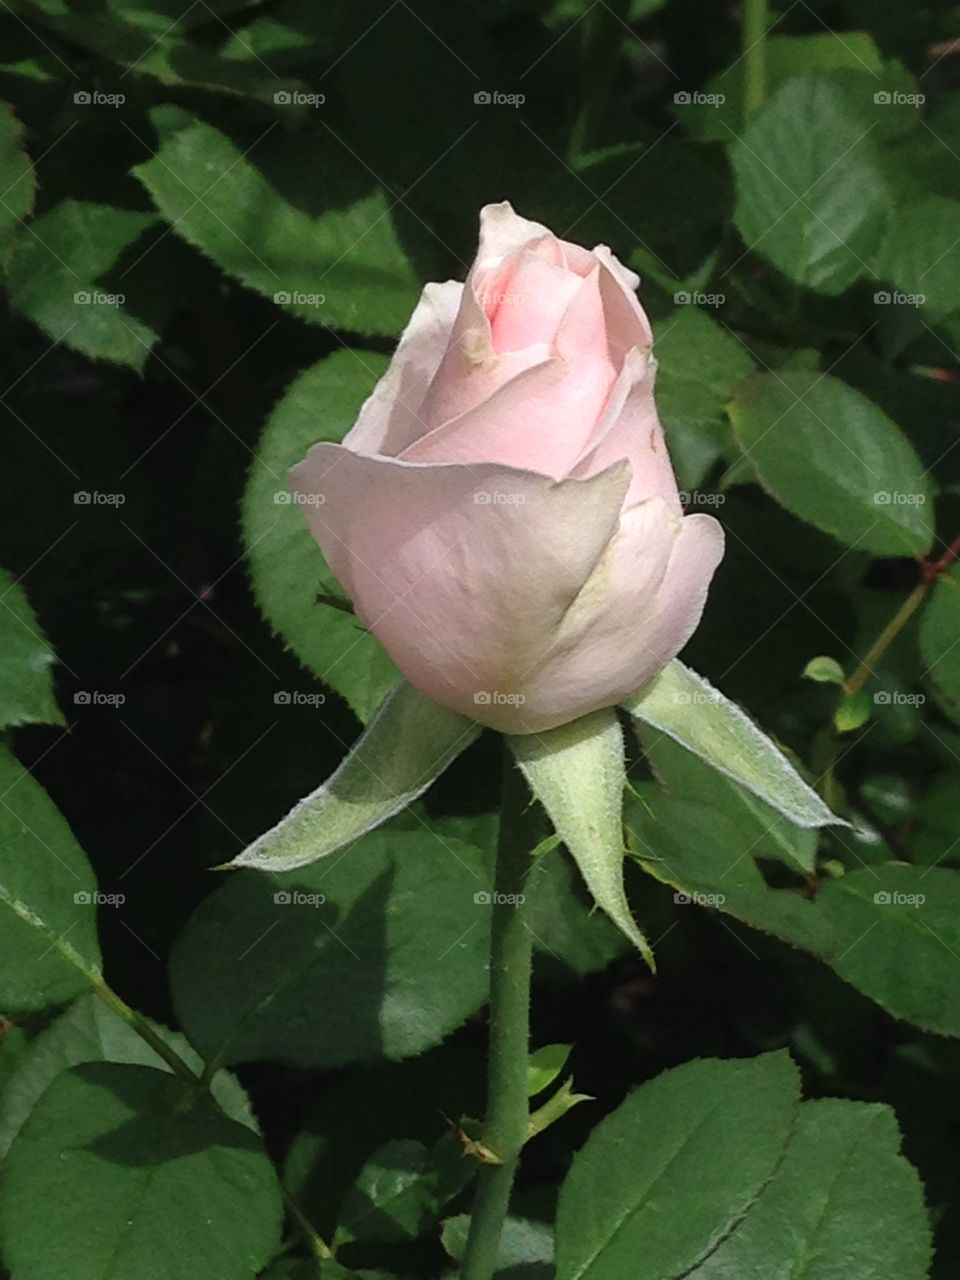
(92, 980), (202, 1083)
(742, 0), (769, 120)
(460, 749), (541, 1280)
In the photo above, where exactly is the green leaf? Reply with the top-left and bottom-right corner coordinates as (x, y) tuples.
(7, 200), (161, 370)
(0, 104), (34, 269)
(877, 194), (960, 322)
(818, 864), (960, 1038)
(0, 745), (101, 1013)
(729, 371), (934, 556)
(528, 1043), (572, 1097)
(510, 709), (653, 968)
(834, 689), (872, 733)
(636, 728), (818, 876)
(0, 1062), (282, 1280)
(0, 567), (62, 728)
(652, 309), (755, 491)
(803, 655), (846, 685)
(555, 1052), (801, 1280)
(443, 1214), (554, 1277)
(624, 661), (841, 831)
(681, 34), (885, 142)
(336, 1134), (469, 1245)
(527, 1078), (593, 1142)
(523, 845), (629, 975)
(626, 791), (833, 957)
(241, 350), (399, 722)
(731, 75), (888, 294)
(920, 565), (960, 719)
(688, 1100), (931, 1278)
(172, 826), (492, 1068)
(0, 992), (254, 1159)
(134, 107), (420, 337)
(228, 682), (480, 872)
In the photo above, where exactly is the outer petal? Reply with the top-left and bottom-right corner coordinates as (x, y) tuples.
(570, 347), (682, 512)
(289, 444), (630, 729)
(513, 509), (725, 731)
(343, 281), (462, 457)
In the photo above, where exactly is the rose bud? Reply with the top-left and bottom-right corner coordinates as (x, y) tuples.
(290, 202), (724, 734)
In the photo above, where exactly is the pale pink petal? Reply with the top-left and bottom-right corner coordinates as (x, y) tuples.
(343, 281), (462, 457)
(512, 508), (725, 731)
(288, 444), (630, 729)
(570, 347), (682, 512)
(485, 247), (581, 352)
(593, 247), (652, 362)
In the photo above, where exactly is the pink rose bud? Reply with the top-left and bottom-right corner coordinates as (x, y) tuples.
(291, 202), (724, 734)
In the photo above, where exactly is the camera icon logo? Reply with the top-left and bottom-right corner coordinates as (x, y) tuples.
(74, 691), (91, 704)
(673, 892), (692, 904)
(474, 90), (491, 104)
(74, 890), (92, 904)
(74, 291), (91, 305)
(673, 291), (690, 305)
(274, 691), (292, 705)
(274, 91), (292, 105)
(273, 291), (291, 304)
(73, 491), (92, 505)
(673, 91), (692, 104)
(874, 691), (891, 705)
(474, 891), (492, 904)
(874, 91), (891, 105)
(474, 690), (491, 704)
(873, 891), (891, 904)
(874, 291), (891, 304)
(273, 491), (292, 504)
(274, 890), (292, 904)
(73, 91), (91, 105)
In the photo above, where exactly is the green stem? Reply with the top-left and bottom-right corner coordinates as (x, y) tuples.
(281, 1188), (333, 1262)
(568, 0), (630, 162)
(843, 581), (930, 698)
(460, 751), (541, 1280)
(742, 0), (768, 120)
(92, 980), (201, 1084)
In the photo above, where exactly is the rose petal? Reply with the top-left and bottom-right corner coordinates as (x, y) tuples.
(512, 508), (724, 732)
(343, 280), (463, 457)
(485, 245), (582, 352)
(570, 347), (682, 512)
(288, 443), (630, 727)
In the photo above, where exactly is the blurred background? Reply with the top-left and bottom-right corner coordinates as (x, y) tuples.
(4, 0), (960, 1274)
